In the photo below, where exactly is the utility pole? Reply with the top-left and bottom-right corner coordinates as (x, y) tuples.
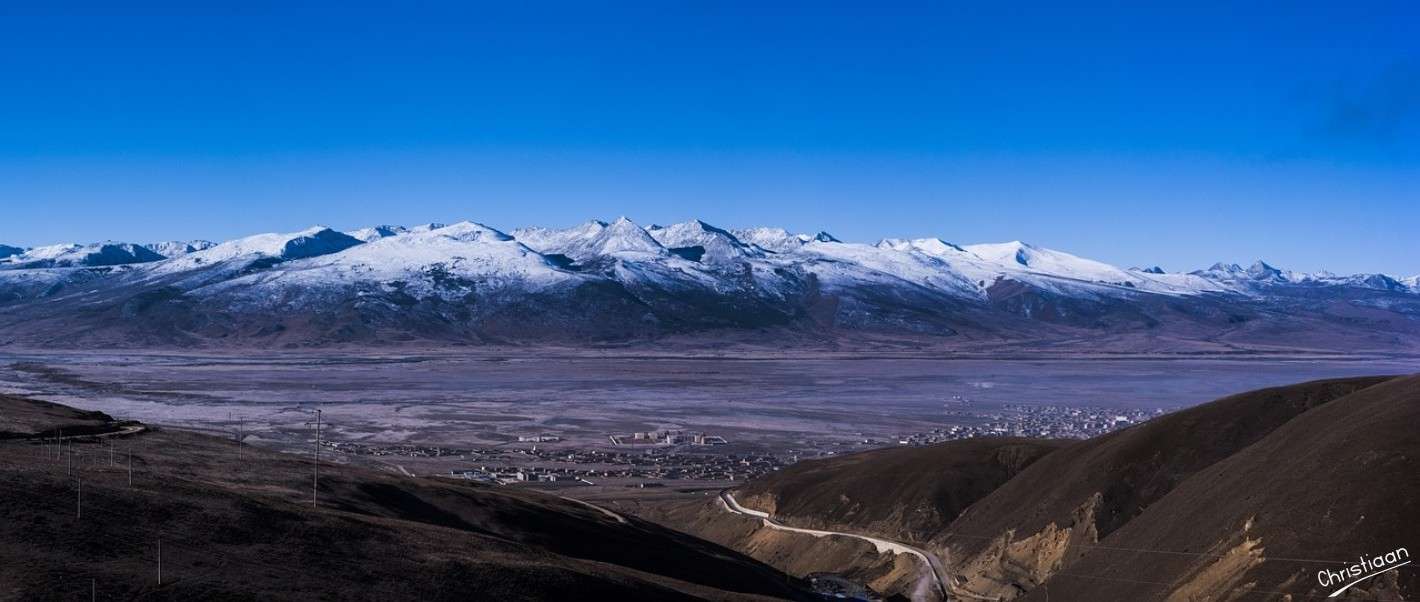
(127, 447), (133, 487)
(306, 408), (322, 508)
(157, 539), (162, 585)
(76, 473), (82, 520)
(109, 439), (115, 466)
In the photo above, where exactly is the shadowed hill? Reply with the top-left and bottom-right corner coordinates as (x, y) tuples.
(935, 375), (1400, 598)
(647, 438), (1065, 598)
(942, 376), (1393, 562)
(735, 438), (1066, 543)
(0, 394), (805, 601)
(661, 375), (1414, 601)
(1019, 373), (1420, 601)
(0, 393), (132, 439)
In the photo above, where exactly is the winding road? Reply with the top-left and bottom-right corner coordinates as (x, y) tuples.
(28, 424), (146, 441)
(718, 490), (950, 601)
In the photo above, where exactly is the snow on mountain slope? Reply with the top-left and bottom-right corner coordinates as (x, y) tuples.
(878, 237), (973, 259)
(787, 238), (984, 297)
(646, 220), (760, 263)
(1295, 271), (1412, 292)
(966, 241), (1139, 283)
(190, 221), (575, 304)
(155, 226), (364, 272)
(514, 217), (667, 260)
(344, 223), (446, 242)
(578, 217), (668, 258)
(346, 225), (408, 242)
(729, 227), (815, 253)
(144, 240), (216, 258)
(2, 217), (1417, 349)
(512, 221), (604, 256)
(1, 242), (164, 269)
(1190, 261), (1308, 288)
(957, 240), (1221, 295)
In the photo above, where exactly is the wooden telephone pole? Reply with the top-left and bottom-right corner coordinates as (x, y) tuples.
(306, 408), (323, 508)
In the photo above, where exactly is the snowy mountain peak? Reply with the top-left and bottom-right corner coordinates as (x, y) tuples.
(144, 240), (216, 258)
(513, 218), (664, 260)
(657, 219), (733, 236)
(1247, 260), (1285, 281)
(429, 221), (514, 242)
(730, 227), (805, 253)
(169, 226), (363, 267)
(877, 238), (971, 258)
(964, 241), (1040, 267)
(1193, 260), (1291, 283)
(645, 220), (754, 263)
(1, 241), (164, 269)
(0, 244), (25, 259)
(347, 225), (408, 242)
(961, 240), (1178, 290)
(594, 218), (665, 256)
(2, 217), (1416, 350)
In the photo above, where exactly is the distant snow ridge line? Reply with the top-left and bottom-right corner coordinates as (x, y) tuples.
(0, 241), (164, 269)
(143, 240), (216, 258)
(0, 218), (1416, 349)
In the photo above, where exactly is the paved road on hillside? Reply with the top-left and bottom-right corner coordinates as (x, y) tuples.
(28, 424), (146, 441)
(719, 490), (950, 601)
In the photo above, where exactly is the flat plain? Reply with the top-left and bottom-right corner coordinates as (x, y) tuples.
(1, 350), (1414, 457)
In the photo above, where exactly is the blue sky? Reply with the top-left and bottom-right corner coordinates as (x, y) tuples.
(1, 3), (1416, 274)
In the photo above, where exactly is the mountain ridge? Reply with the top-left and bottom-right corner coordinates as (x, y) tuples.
(1, 218), (1417, 350)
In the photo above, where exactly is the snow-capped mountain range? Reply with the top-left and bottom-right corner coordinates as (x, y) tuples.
(1, 218), (1416, 351)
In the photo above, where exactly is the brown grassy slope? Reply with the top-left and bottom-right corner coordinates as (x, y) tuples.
(648, 497), (918, 600)
(0, 393), (125, 439)
(1022, 373), (1420, 601)
(677, 376), (1397, 601)
(735, 438), (1066, 543)
(940, 376), (1393, 556)
(0, 395), (805, 601)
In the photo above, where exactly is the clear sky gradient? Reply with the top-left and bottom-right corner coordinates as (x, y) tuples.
(1, 3), (1416, 274)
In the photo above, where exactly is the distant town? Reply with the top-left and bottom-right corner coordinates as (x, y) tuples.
(317, 401), (1175, 489)
(321, 438), (785, 486)
(882, 402), (1172, 445)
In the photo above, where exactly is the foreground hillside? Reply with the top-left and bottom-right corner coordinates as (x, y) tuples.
(650, 438), (1061, 597)
(2, 219), (1418, 351)
(0, 394), (804, 601)
(734, 438), (1066, 544)
(658, 375), (1419, 601)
